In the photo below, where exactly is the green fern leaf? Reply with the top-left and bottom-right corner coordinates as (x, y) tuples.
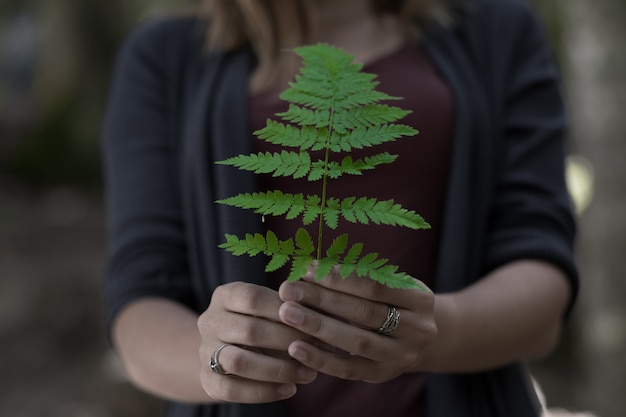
(368, 267), (425, 290)
(339, 197), (430, 229)
(216, 43), (430, 290)
(266, 253), (290, 272)
(326, 233), (348, 260)
(255, 120), (323, 150)
(333, 104), (412, 131)
(303, 204), (322, 225)
(295, 227), (315, 255)
(217, 151), (312, 179)
(330, 124), (418, 152)
(219, 231), (294, 259)
(314, 258), (335, 281)
(265, 230), (280, 252)
(338, 153), (398, 175)
(323, 198), (341, 229)
(343, 242), (364, 265)
(287, 254), (315, 282)
(277, 104), (331, 128)
(218, 191), (323, 222)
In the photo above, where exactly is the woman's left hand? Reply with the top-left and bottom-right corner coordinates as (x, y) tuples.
(277, 266), (438, 383)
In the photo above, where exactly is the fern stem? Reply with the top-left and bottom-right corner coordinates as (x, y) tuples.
(317, 101), (336, 260)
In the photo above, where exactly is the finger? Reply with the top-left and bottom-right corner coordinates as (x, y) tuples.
(279, 280), (391, 332)
(202, 311), (308, 351)
(201, 370), (298, 403)
(204, 343), (317, 384)
(278, 301), (395, 361)
(213, 282), (284, 321)
(286, 339), (396, 383)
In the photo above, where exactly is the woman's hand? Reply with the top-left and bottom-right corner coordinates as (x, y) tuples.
(277, 267), (437, 383)
(198, 282), (318, 403)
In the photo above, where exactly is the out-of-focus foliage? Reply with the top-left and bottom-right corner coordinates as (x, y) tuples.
(0, 0), (184, 188)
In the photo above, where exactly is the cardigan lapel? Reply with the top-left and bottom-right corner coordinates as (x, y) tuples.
(181, 47), (269, 311)
(180, 47), (288, 417)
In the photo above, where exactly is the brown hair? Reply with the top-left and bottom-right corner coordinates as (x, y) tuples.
(201, 0), (452, 89)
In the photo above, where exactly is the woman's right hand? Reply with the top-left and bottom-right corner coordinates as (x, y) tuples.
(198, 282), (318, 403)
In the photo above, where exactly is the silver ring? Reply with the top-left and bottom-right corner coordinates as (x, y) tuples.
(376, 305), (400, 335)
(210, 343), (231, 375)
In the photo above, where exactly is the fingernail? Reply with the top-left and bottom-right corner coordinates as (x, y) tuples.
(278, 384), (296, 398)
(289, 345), (308, 362)
(280, 303), (304, 325)
(282, 284), (304, 302)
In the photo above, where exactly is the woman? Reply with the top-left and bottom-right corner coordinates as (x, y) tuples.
(101, 0), (578, 416)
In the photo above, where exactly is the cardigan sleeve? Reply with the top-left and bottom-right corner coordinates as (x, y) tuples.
(482, 0), (579, 315)
(100, 18), (197, 338)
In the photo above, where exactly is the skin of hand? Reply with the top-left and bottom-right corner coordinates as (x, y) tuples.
(278, 266), (438, 383)
(277, 259), (570, 380)
(197, 282), (319, 403)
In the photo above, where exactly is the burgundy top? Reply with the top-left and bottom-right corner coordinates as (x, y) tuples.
(249, 41), (454, 417)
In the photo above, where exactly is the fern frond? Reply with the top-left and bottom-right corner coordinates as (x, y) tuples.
(217, 151), (312, 179)
(323, 198), (341, 229)
(333, 104), (412, 131)
(307, 153), (398, 181)
(287, 254), (315, 282)
(281, 44), (395, 112)
(339, 153), (398, 174)
(277, 104), (331, 128)
(217, 191), (325, 223)
(218, 231), (293, 258)
(216, 43), (430, 290)
(335, 249), (425, 290)
(255, 120), (323, 150)
(286, 229), (316, 281)
(339, 197), (431, 229)
(330, 124), (418, 152)
(295, 227), (315, 255)
(326, 233), (348, 259)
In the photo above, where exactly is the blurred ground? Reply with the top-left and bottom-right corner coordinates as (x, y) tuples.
(0, 181), (162, 417)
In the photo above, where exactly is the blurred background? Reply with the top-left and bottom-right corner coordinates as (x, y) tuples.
(0, 0), (623, 416)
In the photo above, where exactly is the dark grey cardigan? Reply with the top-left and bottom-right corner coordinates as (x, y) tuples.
(101, 0), (579, 416)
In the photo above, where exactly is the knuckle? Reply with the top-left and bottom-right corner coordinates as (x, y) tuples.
(238, 320), (261, 344)
(211, 284), (228, 302)
(237, 284), (262, 311)
(355, 301), (379, 324)
(227, 350), (244, 374)
(349, 334), (372, 356)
